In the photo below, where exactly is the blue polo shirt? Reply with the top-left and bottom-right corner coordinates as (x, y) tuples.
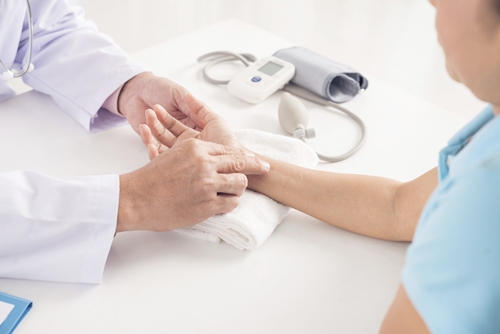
(402, 105), (500, 334)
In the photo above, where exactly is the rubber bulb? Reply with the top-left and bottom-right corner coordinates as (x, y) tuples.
(278, 92), (309, 135)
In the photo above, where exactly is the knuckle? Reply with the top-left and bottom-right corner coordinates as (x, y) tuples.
(252, 157), (262, 169)
(199, 174), (212, 185)
(200, 176), (216, 191)
(185, 138), (198, 150)
(153, 121), (163, 134)
(205, 192), (218, 204)
(197, 157), (212, 172)
(184, 139), (205, 157)
(166, 118), (177, 130)
(167, 136), (177, 147)
(237, 174), (248, 190)
(230, 156), (245, 173)
(212, 143), (225, 156)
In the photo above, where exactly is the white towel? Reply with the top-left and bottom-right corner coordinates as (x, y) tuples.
(175, 129), (319, 250)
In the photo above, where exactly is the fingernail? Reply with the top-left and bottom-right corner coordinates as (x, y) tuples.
(262, 161), (270, 171)
(245, 151), (255, 157)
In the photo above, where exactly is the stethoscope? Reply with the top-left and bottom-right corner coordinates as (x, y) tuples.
(0, 0), (35, 82)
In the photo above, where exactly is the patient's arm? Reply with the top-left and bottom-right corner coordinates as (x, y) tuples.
(139, 97), (437, 241)
(248, 155), (436, 241)
(380, 285), (430, 334)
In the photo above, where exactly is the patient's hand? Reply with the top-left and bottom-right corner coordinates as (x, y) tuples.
(139, 94), (243, 159)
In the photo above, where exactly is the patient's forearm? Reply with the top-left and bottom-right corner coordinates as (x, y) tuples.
(248, 157), (435, 241)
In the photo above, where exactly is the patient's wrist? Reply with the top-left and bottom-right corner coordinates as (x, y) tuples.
(246, 153), (271, 191)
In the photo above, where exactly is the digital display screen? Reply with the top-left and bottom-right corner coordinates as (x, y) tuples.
(258, 61), (284, 76)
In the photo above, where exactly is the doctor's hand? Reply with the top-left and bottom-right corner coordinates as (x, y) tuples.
(138, 94), (243, 160)
(118, 72), (204, 133)
(116, 139), (270, 233)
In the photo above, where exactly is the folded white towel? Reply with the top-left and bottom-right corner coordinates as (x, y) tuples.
(175, 129), (319, 250)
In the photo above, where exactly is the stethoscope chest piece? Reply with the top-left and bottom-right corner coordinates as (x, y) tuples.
(0, 0), (34, 82)
(1, 63), (34, 82)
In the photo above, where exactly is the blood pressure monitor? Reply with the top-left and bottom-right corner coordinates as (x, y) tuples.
(198, 50), (367, 163)
(228, 56), (295, 104)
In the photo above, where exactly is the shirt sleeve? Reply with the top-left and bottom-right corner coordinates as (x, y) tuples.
(402, 156), (500, 334)
(0, 170), (119, 284)
(16, 0), (148, 131)
(102, 85), (124, 116)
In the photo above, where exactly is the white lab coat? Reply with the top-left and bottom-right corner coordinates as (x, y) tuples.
(0, 0), (148, 283)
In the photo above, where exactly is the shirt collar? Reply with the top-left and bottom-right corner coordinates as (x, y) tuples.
(438, 105), (494, 180)
(448, 105), (494, 146)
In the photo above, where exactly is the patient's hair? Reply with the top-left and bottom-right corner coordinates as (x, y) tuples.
(484, 0), (500, 26)
(493, 0), (500, 12)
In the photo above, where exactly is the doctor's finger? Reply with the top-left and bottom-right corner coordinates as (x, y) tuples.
(215, 154), (270, 175)
(153, 104), (191, 137)
(214, 194), (240, 214)
(145, 108), (180, 148)
(139, 123), (168, 157)
(215, 173), (248, 197)
(203, 141), (250, 157)
(185, 93), (222, 124)
(147, 143), (160, 160)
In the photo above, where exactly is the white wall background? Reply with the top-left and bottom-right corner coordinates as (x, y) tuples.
(65, 1), (490, 118)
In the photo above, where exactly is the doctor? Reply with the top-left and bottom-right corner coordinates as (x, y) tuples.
(0, 0), (269, 283)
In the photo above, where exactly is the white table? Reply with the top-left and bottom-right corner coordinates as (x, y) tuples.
(0, 19), (468, 333)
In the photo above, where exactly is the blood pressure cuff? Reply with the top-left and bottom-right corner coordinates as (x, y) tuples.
(274, 47), (368, 103)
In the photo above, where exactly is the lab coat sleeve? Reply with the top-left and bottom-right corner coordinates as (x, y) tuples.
(0, 170), (119, 284)
(17, 0), (149, 131)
